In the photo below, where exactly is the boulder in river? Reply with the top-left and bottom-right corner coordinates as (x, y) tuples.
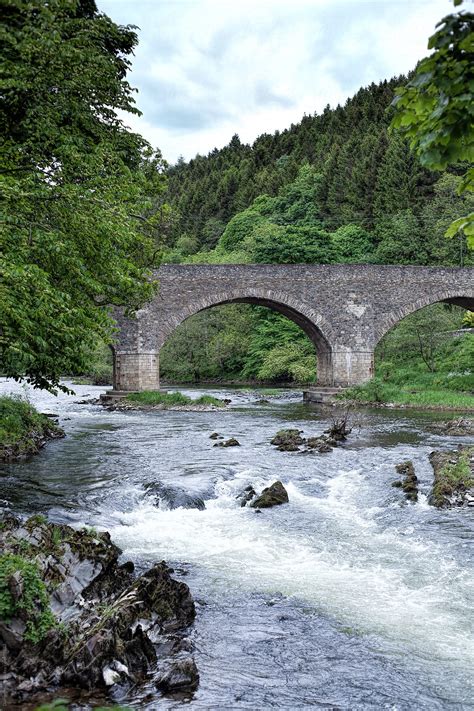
(209, 432), (223, 440)
(428, 446), (474, 508)
(213, 437), (240, 447)
(270, 429), (305, 451)
(0, 514), (198, 703)
(393, 460), (418, 502)
(306, 436), (334, 453)
(145, 482), (206, 510)
(250, 481), (289, 508)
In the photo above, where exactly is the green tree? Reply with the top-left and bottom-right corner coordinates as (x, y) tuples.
(252, 223), (334, 264)
(377, 304), (465, 372)
(331, 224), (375, 263)
(420, 174), (474, 265)
(219, 207), (268, 252)
(242, 310), (316, 383)
(1, 0), (166, 391)
(390, 2), (474, 246)
(160, 305), (253, 382)
(375, 210), (426, 264)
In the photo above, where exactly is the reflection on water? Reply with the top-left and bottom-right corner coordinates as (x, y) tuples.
(1, 378), (473, 710)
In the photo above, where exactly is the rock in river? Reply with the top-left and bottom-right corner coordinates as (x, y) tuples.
(145, 482), (206, 510)
(0, 514), (198, 703)
(392, 460), (418, 502)
(237, 485), (257, 507)
(250, 481), (289, 508)
(270, 429), (305, 451)
(213, 437), (240, 447)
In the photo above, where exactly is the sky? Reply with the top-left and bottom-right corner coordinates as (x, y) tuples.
(99, 0), (452, 164)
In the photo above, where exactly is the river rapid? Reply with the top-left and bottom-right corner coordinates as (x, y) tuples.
(1, 379), (473, 711)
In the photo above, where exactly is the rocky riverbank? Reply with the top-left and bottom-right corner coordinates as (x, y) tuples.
(0, 515), (198, 705)
(0, 396), (65, 462)
(429, 418), (474, 437)
(428, 446), (474, 508)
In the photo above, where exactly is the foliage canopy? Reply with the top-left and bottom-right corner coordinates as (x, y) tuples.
(0, 0), (166, 391)
(391, 3), (474, 247)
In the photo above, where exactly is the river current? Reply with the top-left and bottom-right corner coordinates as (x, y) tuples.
(1, 379), (473, 710)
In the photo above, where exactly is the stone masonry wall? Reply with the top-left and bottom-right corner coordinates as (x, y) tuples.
(113, 264), (474, 389)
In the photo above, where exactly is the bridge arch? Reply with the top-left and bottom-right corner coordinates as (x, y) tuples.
(112, 264), (474, 391)
(373, 288), (474, 347)
(155, 288), (336, 385)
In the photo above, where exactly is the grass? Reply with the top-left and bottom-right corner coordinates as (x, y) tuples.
(431, 448), (474, 506)
(125, 390), (225, 408)
(0, 395), (64, 459)
(194, 394), (226, 406)
(339, 370), (474, 410)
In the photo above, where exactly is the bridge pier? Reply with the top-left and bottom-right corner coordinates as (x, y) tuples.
(113, 352), (160, 391)
(331, 349), (374, 386)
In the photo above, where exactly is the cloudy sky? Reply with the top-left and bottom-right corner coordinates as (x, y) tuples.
(100, 0), (451, 164)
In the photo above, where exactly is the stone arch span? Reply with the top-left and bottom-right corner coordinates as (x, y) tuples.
(112, 263), (474, 392)
(373, 288), (474, 348)
(156, 288), (336, 386)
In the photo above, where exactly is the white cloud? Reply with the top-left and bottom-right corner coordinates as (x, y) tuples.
(100, 0), (450, 162)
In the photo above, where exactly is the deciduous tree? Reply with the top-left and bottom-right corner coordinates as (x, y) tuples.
(1, 0), (166, 391)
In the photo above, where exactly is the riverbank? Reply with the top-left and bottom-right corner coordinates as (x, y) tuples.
(0, 396), (64, 462)
(338, 380), (474, 411)
(429, 446), (474, 508)
(0, 514), (198, 705)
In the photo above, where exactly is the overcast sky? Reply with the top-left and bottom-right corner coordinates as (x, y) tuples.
(99, 0), (452, 164)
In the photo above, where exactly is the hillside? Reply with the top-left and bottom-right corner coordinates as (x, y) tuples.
(155, 76), (473, 389)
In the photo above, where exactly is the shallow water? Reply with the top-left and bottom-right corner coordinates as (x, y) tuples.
(1, 379), (473, 710)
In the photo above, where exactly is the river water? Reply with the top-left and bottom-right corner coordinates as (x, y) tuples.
(1, 379), (473, 710)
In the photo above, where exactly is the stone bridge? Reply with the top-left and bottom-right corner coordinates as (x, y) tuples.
(113, 264), (474, 390)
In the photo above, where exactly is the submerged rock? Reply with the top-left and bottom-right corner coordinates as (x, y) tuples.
(250, 481), (289, 509)
(145, 482), (206, 511)
(213, 437), (240, 447)
(0, 515), (198, 703)
(237, 485), (257, 507)
(428, 447), (474, 508)
(209, 432), (223, 440)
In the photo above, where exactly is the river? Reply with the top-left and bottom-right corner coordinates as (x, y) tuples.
(1, 379), (473, 710)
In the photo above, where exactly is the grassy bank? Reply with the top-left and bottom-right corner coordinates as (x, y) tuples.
(0, 396), (64, 461)
(339, 374), (474, 410)
(125, 391), (226, 408)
